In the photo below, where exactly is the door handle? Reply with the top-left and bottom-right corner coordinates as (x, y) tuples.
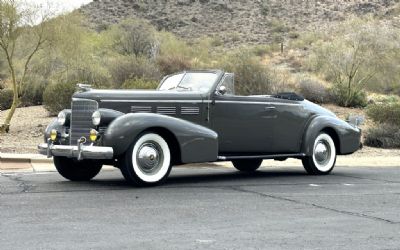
(265, 106), (276, 111)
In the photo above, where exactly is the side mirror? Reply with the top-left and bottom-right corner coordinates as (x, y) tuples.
(217, 85), (227, 95)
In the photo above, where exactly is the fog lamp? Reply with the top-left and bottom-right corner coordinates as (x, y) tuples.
(50, 129), (58, 141)
(89, 129), (98, 142)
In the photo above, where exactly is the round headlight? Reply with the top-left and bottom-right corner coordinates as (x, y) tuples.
(57, 111), (66, 125)
(92, 111), (101, 126)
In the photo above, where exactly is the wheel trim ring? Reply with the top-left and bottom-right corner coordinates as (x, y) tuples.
(312, 134), (336, 172)
(131, 134), (171, 183)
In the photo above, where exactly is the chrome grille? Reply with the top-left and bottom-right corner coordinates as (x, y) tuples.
(70, 99), (98, 145)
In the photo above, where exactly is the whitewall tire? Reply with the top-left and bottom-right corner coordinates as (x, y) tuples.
(302, 133), (337, 175)
(119, 133), (172, 186)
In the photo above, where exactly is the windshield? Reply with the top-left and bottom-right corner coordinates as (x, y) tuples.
(158, 72), (219, 93)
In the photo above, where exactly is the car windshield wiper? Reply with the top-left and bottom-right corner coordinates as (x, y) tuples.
(176, 85), (191, 91)
(168, 85), (191, 91)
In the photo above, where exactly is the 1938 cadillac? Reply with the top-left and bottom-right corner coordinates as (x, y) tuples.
(38, 70), (361, 186)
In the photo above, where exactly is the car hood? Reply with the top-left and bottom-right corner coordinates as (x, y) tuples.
(73, 89), (206, 103)
(303, 100), (336, 117)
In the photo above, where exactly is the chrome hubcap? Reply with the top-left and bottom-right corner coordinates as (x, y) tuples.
(137, 142), (163, 174)
(314, 140), (331, 165)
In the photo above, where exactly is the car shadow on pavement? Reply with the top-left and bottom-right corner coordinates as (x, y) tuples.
(85, 168), (324, 188)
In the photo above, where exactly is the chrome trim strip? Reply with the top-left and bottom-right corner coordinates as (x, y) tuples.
(101, 99), (209, 103)
(218, 153), (306, 161)
(215, 101), (301, 106)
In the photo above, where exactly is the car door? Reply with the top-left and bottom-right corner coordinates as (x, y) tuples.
(209, 74), (277, 154)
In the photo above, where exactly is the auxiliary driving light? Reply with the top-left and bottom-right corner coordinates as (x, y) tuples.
(89, 129), (98, 142)
(50, 129), (58, 141)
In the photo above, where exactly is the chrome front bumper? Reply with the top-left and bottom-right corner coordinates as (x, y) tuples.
(38, 139), (113, 160)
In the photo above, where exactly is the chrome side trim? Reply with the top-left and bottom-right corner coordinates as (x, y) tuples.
(215, 101), (301, 106)
(218, 153), (306, 161)
(102, 99), (209, 103)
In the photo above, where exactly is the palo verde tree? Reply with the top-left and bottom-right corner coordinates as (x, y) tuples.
(309, 17), (400, 107)
(0, 0), (50, 133)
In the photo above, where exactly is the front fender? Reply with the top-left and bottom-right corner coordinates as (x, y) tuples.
(103, 113), (218, 163)
(301, 115), (361, 156)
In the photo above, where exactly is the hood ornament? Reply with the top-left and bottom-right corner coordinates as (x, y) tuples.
(76, 83), (92, 92)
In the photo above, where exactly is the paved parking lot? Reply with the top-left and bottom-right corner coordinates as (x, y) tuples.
(1, 165), (399, 249)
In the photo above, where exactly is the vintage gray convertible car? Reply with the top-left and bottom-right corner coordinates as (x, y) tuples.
(39, 70), (361, 186)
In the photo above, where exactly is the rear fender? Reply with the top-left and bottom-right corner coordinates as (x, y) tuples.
(103, 113), (218, 163)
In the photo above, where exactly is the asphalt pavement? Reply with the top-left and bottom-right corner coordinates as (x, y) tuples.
(1, 165), (399, 250)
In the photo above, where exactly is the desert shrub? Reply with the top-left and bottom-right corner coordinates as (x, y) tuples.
(219, 52), (274, 95)
(364, 124), (400, 149)
(298, 78), (331, 104)
(20, 77), (47, 106)
(43, 82), (76, 115)
(108, 56), (160, 87)
(366, 103), (400, 127)
(0, 89), (13, 110)
(110, 19), (158, 58)
(329, 83), (368, 108)
(122, 78), (158, 90)
(156, 55), (192, 75)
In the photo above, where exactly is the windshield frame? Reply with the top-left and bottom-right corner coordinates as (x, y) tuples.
(157, 70), (224, 94)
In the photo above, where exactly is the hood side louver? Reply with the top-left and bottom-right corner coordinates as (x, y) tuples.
(131, 106), (152, 113)
(181, 106), (200, 115)
(157, 107), (177, 115)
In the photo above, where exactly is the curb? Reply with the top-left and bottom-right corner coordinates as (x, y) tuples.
(0, 153), (53, 172)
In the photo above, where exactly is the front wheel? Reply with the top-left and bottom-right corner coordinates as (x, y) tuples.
(232, 159), (263, 172)
(302, 133), (337, 175)
(118, 133), (172, 187)
(53, 156), (103, 181)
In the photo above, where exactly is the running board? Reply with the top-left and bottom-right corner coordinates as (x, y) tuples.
(217, 153), (306, 161)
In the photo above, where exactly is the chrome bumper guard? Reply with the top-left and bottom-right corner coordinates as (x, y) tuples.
(38, 138), (113, 160)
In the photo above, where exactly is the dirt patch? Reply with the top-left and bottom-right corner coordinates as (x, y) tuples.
(0, 106), (54, 153)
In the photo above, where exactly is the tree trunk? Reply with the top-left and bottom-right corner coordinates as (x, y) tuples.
(0, 57), (19, 133)
(0, 92), (19, 133)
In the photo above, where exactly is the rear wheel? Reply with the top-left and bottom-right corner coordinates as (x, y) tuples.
(118, 133), (172, 186)
(302, 133), (337, 175)
(53, 156), (103, 181)
(232, 159), (263, 172)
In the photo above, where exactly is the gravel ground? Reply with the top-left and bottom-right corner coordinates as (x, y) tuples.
(0, 106), (53, 153)
(1, 105), (399, 156)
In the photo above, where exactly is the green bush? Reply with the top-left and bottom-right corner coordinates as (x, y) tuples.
(366, 103), (400, 127)
(108, 56), (160, 88)
(156, 55), (192, 75)
(0, 89), (13, 110)
(298, 78), (331, 104)
(110, 19), (157, 58)
(43, 82), (76, 115)
(330, 84), (368, 108)
(20, 77), (47, 106)
(219, 52), (273, 95)
(364, 124), (400, 149)
(122, 78), (158, 90)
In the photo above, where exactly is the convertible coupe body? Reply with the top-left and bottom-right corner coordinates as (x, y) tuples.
(39, 70), (361, 186)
